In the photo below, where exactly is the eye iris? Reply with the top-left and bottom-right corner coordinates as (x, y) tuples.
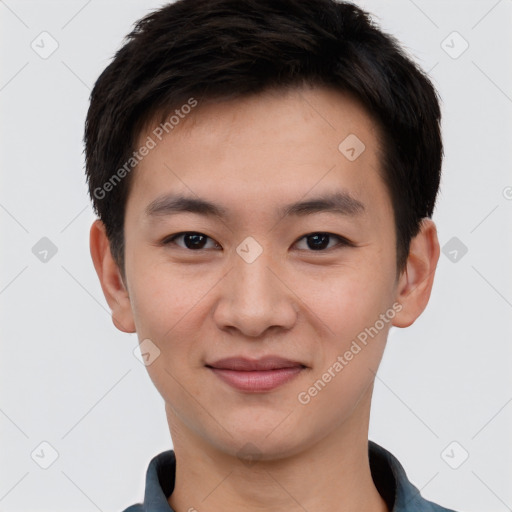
(307, 233), (330, 250)
(184, 233), (207, 249)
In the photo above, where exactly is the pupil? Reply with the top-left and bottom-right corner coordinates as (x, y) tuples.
(308, 233), (329, 250)
(185, 233), (206, 249)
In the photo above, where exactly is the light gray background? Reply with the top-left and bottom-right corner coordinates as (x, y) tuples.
(1, 0), (511, 511)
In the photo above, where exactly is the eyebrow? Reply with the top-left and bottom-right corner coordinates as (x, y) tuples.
(145, 191), (365, 220)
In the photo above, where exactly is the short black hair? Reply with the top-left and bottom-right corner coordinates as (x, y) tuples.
(84, 0), (443, 282)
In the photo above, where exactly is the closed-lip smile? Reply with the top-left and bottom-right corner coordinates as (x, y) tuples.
(205, 356), (307, 392)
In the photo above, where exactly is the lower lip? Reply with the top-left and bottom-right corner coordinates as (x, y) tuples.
(208, 366), (304, 392)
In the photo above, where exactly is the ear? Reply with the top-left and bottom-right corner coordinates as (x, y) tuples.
(392, 218), (440, 328)
(89, 219), (136, 333)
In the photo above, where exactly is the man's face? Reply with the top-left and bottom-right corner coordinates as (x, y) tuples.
(122, 86), (402, 459)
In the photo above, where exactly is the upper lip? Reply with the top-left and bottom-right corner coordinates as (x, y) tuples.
(206, 356), (306, 371)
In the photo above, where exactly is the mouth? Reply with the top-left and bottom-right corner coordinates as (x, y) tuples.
(205, 356), (307, 392)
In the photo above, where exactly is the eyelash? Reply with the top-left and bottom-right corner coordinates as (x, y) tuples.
(161, 232), (355, 252)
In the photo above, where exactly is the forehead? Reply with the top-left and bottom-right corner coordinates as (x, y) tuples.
(126, 85), (391, 227)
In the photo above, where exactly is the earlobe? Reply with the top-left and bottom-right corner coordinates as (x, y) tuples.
(392, 218), (440, 328)
(89, 219), (136, 333)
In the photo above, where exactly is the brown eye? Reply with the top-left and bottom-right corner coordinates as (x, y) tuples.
(163, 232), (221, 250)
(294, 232), (352, 251)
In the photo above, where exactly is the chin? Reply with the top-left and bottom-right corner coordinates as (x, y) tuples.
(207, 421), (310, 463)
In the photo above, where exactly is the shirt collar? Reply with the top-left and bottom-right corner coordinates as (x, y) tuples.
(131, 441), (454, 512)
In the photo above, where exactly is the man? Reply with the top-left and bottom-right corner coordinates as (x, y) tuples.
(86, 0), (458, 510)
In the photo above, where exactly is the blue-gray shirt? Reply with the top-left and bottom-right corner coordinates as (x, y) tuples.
(123, 441), (457, 511)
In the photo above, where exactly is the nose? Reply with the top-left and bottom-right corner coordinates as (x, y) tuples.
(212, 244), (298, 338)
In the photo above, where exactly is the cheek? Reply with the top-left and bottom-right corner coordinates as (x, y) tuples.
(128, 256), (207, 338)
(127, 267), (208, 408)
(294, 272), (393, 430)
(297, 260), (393, 341)
(127, 254), (221, 355)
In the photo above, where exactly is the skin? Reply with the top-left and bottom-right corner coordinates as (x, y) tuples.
(90, 85), (440, 512)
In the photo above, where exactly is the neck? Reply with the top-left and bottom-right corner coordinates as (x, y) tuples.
(166, 385), (388, 512)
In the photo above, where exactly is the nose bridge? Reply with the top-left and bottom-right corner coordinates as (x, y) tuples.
(213, 237), (297, 336)
(233, 236), (280, 308)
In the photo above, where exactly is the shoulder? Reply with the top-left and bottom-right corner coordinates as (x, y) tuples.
(369, 441), (460, 512)
(119, 450), (176, 512)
